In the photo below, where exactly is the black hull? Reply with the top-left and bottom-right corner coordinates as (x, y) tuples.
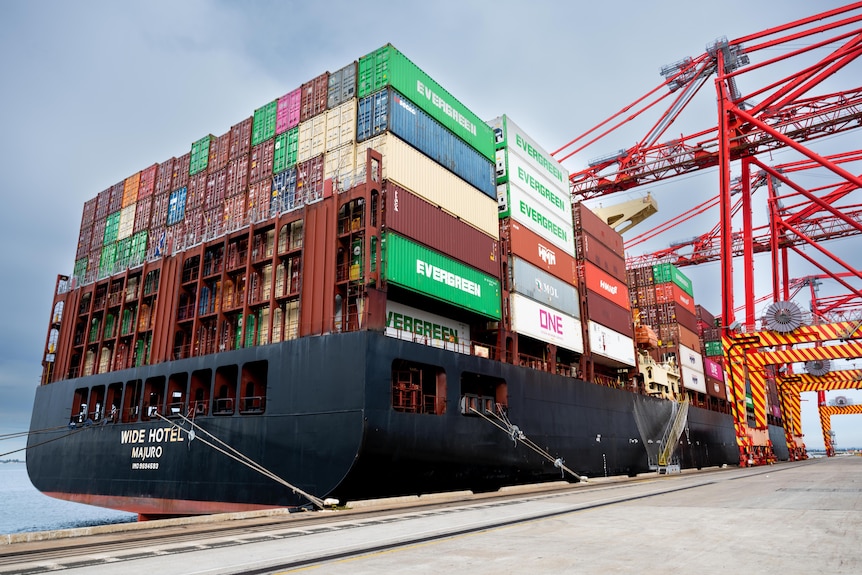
(27, 331), (782, 515)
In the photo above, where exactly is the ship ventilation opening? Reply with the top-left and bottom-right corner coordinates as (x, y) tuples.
(190, 369), (211, 416)
(240, 360), (267, 414)
(391, 359), (445, 415)
(122, 379), (142, 422)
(459, 372), (507, 417)
(214, 365), (237, 415)
(142, 376), (165, 420)
(70, 387), (88, 425)
(167, 372), (187, 418)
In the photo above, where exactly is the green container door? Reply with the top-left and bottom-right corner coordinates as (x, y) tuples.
(73, 257), (88, 284)
(384, 233), (501, 319)
(104, 211), (121, 245)
(130, 231), (148, 267)
(115, 237), (132, 269)
(652, 263), (694, 296)
(99, 243), (117, 277)
(357, 44), (495, 162)
(190, 135), (213, 175)
(704, 340), (723, 356)
(252, 100), (278, 147)
(273, 127), (299, 173)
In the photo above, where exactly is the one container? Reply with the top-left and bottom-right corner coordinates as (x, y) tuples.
(357, 88), (494, 198)
(80, 197), (98, 229)
(223, 193), (247, 230)
(496, 147), (570, 217)
(383, 232), (501, 320)
(357, 44), (494, 161)
(680, 364), (707, 394)
(122, 172), (141, 208)
(652, 263), (694, 297)
(385, 299), (471, 354)
(499, 181), (574, 256)
(327, 62), (357, 109)
(580, 260), (631, 310)
(95, 188), (111, 220)
(325, 99), (357, 152)
(703, 357), (724, 381)
(509, 292), (583, 353)
(300, 72), (330, 122)
(103, 211), (121, 245)
(76, 226), (92, 260)
(324, 143), (357, 188)
(151, 192), (169, 230)
(205, 168), (227, 210)
(167, 187), (188, 227)
(678, 343), (705, 375)
(582, 289), (634, 337)
(273, 127), (299, 174)
(356, 133), (498, 238)
(226, 155), (249, 197)
(230, 117), (253, 159)
(587, 320), (636, 367)
(172, 153), (191, 190)
(185, 172), (207, 212)
(703, 340), (722, 357)
(276, 88), (302, 134)
(505, 219), (577, 284)
(573, 203), (624, 256)
(247, 180), (272, 223)
(487, 115), (568, 191)
(706, 375), (728, 400)
(384, 182), (499, 277)
(252, 100), (278, 147)
(575, 230), (627, 282)
(511, 256), (579, 318)
(654, 301), (699, 333)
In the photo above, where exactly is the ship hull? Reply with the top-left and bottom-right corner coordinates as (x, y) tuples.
(27, 331), (775, 516)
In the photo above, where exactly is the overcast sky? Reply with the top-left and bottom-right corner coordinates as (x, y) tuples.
(1, 0), (859, 461)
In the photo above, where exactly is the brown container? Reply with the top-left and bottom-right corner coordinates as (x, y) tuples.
(655, 282), (696, 314)
(654, 302), (699, 333)
(580, 260), (630, 310)
(575, 230), (627, 281)
(133, 196), (152, 234)
(250, 139), (275, 183)
(139, 164), (158, 200)
(76, 225), (92, 260)
(173, 153), (191, 190)
(300, 72), (330, 122)
(695, 304), (716, 326)
(230, 117), (253, 160)
(706, 376), (727, 400)
(655, 323), (700, 350)
(80, 197), (98, 229)
(184, 206), (203, 246)
(296, 155), (325, 205)
(227, 155), (250, 197)
(224, 193), (248, 229)
(384, 181), (499, 277)
(206, 168), (227, 210)
(90, 217), (106, 252)
(212, 131), (231, 172)
(152, 191), (169, 230)
(583, 288), (634, 337)
(635, 285), (656, 307)
(248, 180), (272, 223)
(627, 265), (654, 288)
(186, 172), (208, 212)
(506, 219), (577, 284)
(109, 181), (124, 213)
(573, 203), (624, 256)
(155, 158), (176, 196)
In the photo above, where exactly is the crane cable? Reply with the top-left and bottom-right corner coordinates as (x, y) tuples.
(154, 412), (326, 509)
(470, 406), (586, 482)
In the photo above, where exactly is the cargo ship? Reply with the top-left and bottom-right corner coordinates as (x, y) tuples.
(27, 44), (789, 518)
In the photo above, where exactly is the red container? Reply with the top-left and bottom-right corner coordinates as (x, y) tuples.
(212, 131), (231, 172)
(296, 155), (325, 204)
(706, 375), (727, 400)
(300, 72), (330, 122)
(576, 230), (627, 281)
(580, 260), (630, 310)
(152, 191), (170, 230)
(173, 153), (191, 189)
(224, 193), (248, 230)
(654, 302), (699, 333)
(250, 139), (275, 183)
(133, 196), (152, 234)
(583, 289), (634, 337)
(248, 180), (272, 223)
(573, 203), (624, 256)
(138, 164), (157, 200)
(385, 182), (500, 277)
(230, 117), (253, 160)
(76, 225), (92, 260)
(276, 88), (302, 134)
(655, 282), (696, 315)
(184, 206), (203, 245)
(90, 217), (106, 252)
(206, 168), (227, 210)
(203, 206), (224, 241)
(627, 265), (654, 288)
(109, 181), (124, 213)
(80, 197), (98, 228)
(506, 219), (576, 284)
(695, 304), (716, 326)
(95, 188), (111, 220)
(147, 225), (166, 259)
(186, 172), (207, 212)
(155, 158), (175, 196)
(226, 155), (250, 197)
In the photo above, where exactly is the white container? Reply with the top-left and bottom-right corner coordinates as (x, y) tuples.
(385, 300), (471, 354)
(487, 115), (568, 190)
(587, 321), (636, 367)
(510, 293), (583, 353)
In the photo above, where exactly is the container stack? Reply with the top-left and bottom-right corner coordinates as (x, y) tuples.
(628, 263), (708, 402)
(490, 115), (582, 372)
(694, 305), (728, 407)
(574, 204), (636, 380)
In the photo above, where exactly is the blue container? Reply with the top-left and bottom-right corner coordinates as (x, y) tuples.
(272, 168), (298, 215)
(166, 187), (187, 226)
(357, 88), (495, 198)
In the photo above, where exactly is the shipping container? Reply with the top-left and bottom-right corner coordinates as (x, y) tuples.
(582, 288), (634, 337)
(133, 195), (152, 234)
(296, 155), (325, 205)
(212, 132), (231, 172)
(103, 211), (120, 245)
(679, 343), (705, 375)
(167, 187), (188, 226)
(190, 134), (214, 176)
(122, 172), (140, 208)
(706, 375), (728, 400)
(510, 293), (583, 353)
(223, 193), (247, 231)
(118, 204), (135, 240)
(300, 72), (330, 122)
(580, 260), (631, 310)
(173, 153), (191, 190)
(226, 155), (249, 197)
(230, 117), (253, 159)
(384, 182), (499, 277)
(80, 197), (98, 229)
(704, 339), (723, 357)
(186, 172), (207, 212)
(252, 100), (278, 147)
(587, 321), (635, 367)
(383, 232), (501, 320)
(654, 281), (696, 314)
(680, 364), (707, 394)
(357, 44), (494, 161)
(109, 181), (124, 213)
(357, 88), (495, 198)
(205, 168), (227, 210)
(653, 301), (699, 333)
(356, 133), (499, 238)
(273, 127), (300, 174)
(505, 219), (577, 284)
(272, 168), (298, 214)
(323, 143), (355, 189)
(695, 304), (716, 326)
(328, 62), (357, 109)
(76, 226), (92, 260)
(95, 188), (112, 220)
(385, 300), (471, 354)
(703, 357), (724, 381)
(652, 263), (694, 297)
(487, 115), (568, 191)
(138, 164), (157, 200)
(151, 191), (169, 229)
(248, 180), (272, 223)
(575, 231), (627, 282)
(511, 256), (579, 318)
(654, 323), (700, 351)
(276, 88), (302, 135)
(498, 182), (574, 256)
(99, 243), (117, 277)
(250, 139), (275, 183)
(496, 147), (570, 217)
(573, 203), (624, 256)
(298, 114), (327, 163)
(155, 159), (176, 196)
(325, 99), (356, 152)
(202, 206), (224, 241)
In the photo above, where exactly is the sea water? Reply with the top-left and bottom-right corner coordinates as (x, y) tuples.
(0, 462), (136, 535)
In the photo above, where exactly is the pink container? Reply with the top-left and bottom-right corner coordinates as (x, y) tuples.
(276, 88), (302, 134)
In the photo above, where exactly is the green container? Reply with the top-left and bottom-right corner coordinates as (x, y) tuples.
(99, 243), (117, 277)
(73, 257), (88, 284)
(652, 263), (694, 296)
(104, 211), (121, 245)
(384, 232), (501, 319)
(130, 231), (148, 267)
(357, 44), (495, 162)
(273, 127), (299, 173)
(252, 100), (277, 147)
(704, 340), (723, 357)
(121, 308), (135, 335)
(190, 135), (213, 176)
(115, 237), (132, 269)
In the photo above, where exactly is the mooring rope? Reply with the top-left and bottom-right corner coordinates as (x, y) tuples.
(0, 426), (90, 459)
(155, 412), (326, 509)
(470, 406), (586, 482)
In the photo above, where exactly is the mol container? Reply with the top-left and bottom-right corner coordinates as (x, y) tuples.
(510, 256), (579, 318)
(505, 219), (577, 284)
(487, 115), (569, 192)
(357, 43), (494, 162)
(357, 88), (494, 198)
